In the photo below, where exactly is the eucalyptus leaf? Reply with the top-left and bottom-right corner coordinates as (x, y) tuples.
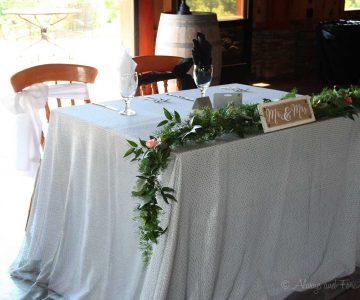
(163, 108), (173, 120)
(160, 190), (169, 204)
(123, 148), (134, 157)
(139, 139), (147, 148)
(164, 194), (176, 201)
(174, 111), (181, 123)
(157, 120), (169, 127)
(127, 139), (138, 147)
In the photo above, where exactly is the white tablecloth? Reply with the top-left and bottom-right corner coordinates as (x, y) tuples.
(9, 84), (360, 299)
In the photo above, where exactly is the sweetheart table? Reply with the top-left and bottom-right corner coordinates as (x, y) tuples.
(10, 84), (360, 299)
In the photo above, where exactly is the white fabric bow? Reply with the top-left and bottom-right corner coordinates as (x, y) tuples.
(1, 83), (89, 177)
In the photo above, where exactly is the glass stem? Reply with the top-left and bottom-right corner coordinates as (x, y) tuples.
(124, 98), (130, 112)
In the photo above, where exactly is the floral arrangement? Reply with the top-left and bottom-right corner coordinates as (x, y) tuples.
(311, 86), (359, 119)
(125, 85), (360, 264)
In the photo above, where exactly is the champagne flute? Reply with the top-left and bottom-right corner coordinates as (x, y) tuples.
(119, 72), (138, 116)
(193, 65), (213, 98)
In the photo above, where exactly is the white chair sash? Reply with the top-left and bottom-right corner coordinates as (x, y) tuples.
(1, 83), (89, 177)
(48, 83), (90, 100)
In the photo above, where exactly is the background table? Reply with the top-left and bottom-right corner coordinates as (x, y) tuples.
(10, 84), (360, 299)
(4, 8), (80, 42)
(4, 7), (80, 58)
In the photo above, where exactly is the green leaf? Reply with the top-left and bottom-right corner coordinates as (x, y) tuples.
(137, 197), (154, 209)
(132, 190), (145, 197)
(123, 148), (134, 157)
(162, 187), (175, 192)
(160, 190), (169, 204)
(139, 139), (147, 147)
(157, 120), (169, 127)
(181, 125), (202, 140)
(174, 111), (181, 123)
(165, 193), (177, 201)
(163, 108), (173, 121)
(127, 139), (138, 147)
(280, 87), (297, 100)
(134, 151), (142, 159)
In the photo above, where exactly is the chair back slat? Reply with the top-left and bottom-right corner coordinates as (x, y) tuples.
(133, 55), (184, 96)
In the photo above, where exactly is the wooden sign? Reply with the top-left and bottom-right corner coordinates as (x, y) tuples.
(258, 96), (315, 133)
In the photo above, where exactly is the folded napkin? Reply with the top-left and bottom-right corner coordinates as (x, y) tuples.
(137, 58), (196, 89)
(192, 32), (212, 67)
(118, 48), (137, 75)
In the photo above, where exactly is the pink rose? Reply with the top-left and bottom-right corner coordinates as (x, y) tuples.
(345, 96), (353, 104)
(146, 138), (158, 149)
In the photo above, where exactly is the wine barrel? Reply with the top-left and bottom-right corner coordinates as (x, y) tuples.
(155, 12), (222, 85)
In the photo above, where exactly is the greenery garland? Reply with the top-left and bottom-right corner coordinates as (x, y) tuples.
(124, 85), (360, 265)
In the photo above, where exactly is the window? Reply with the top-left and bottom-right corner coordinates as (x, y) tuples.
(345, 0), (360, 10)
(0, 0), (135, 100)
(185, 0), (245, 21)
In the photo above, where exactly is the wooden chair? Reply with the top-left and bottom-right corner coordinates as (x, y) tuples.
(11, 63), (97, 230)
(10, 63), (98, 147)
(133, 55), (185, 95)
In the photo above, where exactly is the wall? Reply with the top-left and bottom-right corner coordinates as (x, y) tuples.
(251, 0), (360, 80)
(137, 0), (172, 55)
(140, 0), (360, 82)
(119, 0), (135, 55)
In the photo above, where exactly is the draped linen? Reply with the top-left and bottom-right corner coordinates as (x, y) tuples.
(9, 84), (360, 299)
